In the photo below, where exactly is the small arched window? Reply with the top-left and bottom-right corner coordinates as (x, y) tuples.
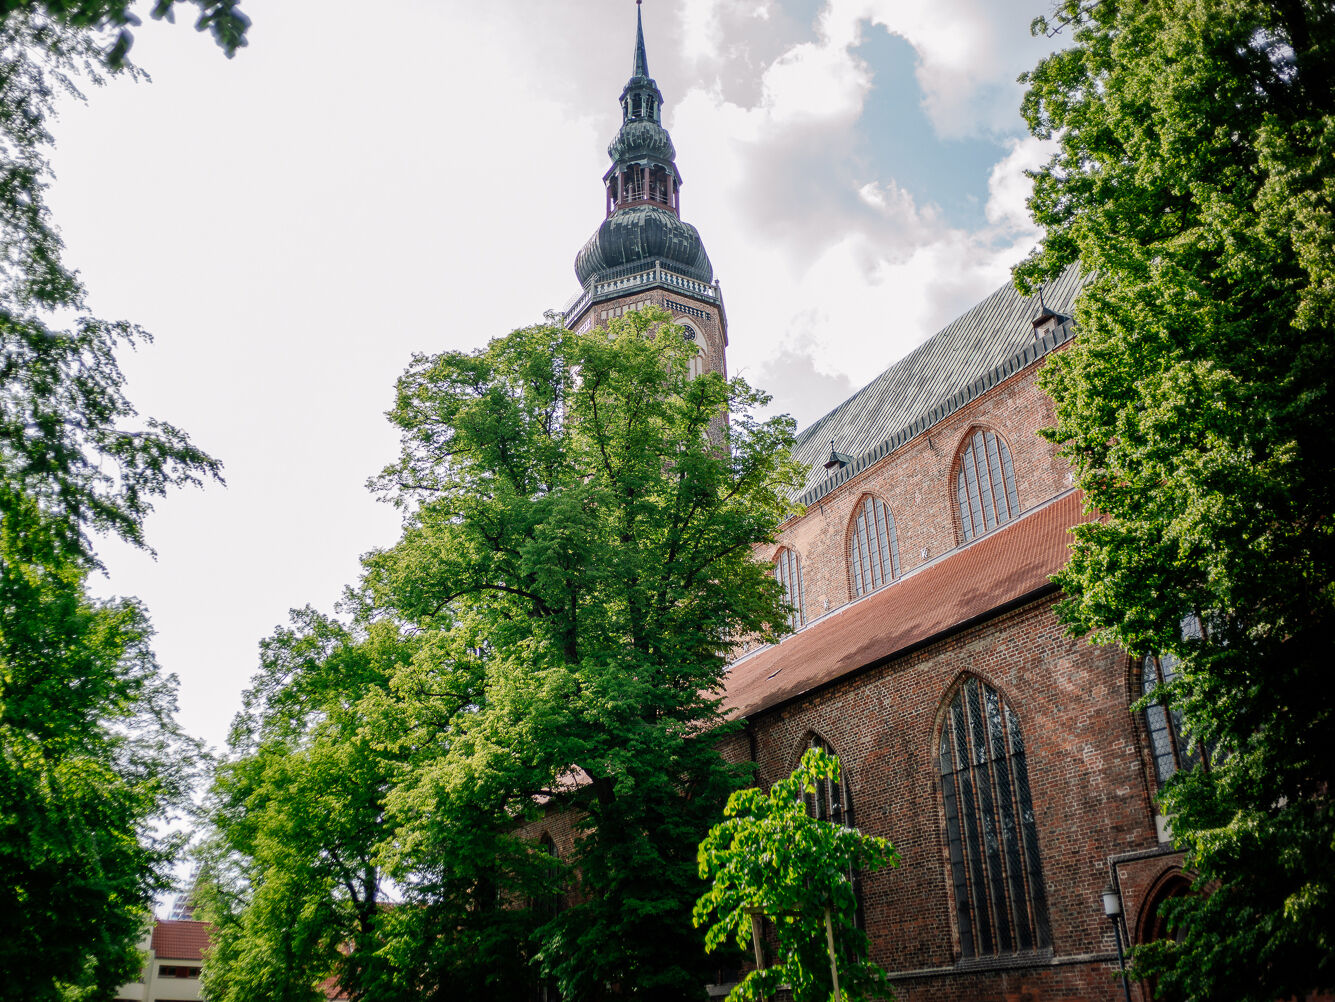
(800, 734), (863, 931)
(848, 495), (899, 597)
(1141, 654), (1197, 784)
(774, 547), (804, 630)
(955, 429), (1019, 542)
(939, 677), (1051, 957)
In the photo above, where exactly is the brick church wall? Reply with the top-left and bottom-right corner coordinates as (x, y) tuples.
(764, 351), (1070, 619)
(518, 320), (1188, 1001)
(732, 597), (1168, 1000)
(714, 345), (1190, 1000)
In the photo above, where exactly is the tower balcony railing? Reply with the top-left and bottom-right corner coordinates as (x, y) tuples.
(562, 261), (719, 327)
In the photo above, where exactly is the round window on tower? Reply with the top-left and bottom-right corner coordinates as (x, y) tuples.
(680, 323), (697, 341)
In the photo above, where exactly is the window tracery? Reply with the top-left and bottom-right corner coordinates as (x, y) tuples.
(1141, 616), (1205, 784)
(848, 494), (899, 598)
(938, 677), (1050, 957)
(800, 733), (850, 826)
(774, 547), (804, 630)
(955, 428), (1019, 541)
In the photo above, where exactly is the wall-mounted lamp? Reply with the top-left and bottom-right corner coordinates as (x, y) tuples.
(1102, 883), (1133, 1002)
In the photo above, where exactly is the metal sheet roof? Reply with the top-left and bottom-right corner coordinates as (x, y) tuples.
(790, 265), (1085, 503)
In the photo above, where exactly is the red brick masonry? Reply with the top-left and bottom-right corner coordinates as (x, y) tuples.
(722, 490), (1089, 720)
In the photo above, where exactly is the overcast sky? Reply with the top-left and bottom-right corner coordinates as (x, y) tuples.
(49, 0), (1064, 757)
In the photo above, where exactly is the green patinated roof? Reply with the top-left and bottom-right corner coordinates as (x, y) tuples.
(575, 5), (716, 293)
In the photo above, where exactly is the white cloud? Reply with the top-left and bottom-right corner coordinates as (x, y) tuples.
(668, 2), (1050, 403)
(761, 37), (869, 124)
(986, 135), (1053, 232)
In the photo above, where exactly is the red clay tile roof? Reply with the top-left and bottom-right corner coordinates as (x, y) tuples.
(720, 490), (1087, 720)
(151, 919), (212, 961)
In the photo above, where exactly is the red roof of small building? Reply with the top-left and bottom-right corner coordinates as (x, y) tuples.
(720, 490), (1087, 720)
(151, 919), (212, 961)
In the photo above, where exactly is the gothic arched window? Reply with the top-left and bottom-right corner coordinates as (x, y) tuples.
(774, 547), (804, 630)
(800, 734), (863, 932)
(848, 494), (899, 598)
(801, 734), (852, 826)
(955, 428), (1019, 542)
(1141, 616), (1204, 784)
(1141, 654), (1198, 784)
(938, 677), (1051, 957)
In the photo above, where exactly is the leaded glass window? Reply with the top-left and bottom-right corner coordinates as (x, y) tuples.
(938, 677), (1050, 957)
(1142, 617), (1203, 784)
(801, 734), (851, 826)
(955, 429), (1020, 542)
(1142, 654), (1198, 784)
(800, 735), (863, 932)
(774, 547), (805, 630)
(848, 495), (899, 598)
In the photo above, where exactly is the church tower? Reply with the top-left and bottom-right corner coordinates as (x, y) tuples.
(565, 3), (728, 380)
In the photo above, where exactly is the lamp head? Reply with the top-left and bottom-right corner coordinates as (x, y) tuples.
(1101, 884), (1122, 918)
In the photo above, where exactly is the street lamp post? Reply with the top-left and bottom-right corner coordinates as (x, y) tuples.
(1102, 883), (1134, 1002)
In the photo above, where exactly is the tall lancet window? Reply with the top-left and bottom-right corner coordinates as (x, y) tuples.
(1142, 615), (1205, 784)
(955, 428), (1020, 542)
(774, 547), (804, 630)
(801, 734), (851, 827)
(848, 494), (899, 598)
(938, 677), (1051, 957)
(800, 734), (863, 929)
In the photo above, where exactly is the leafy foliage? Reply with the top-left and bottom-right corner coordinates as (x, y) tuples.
(0, 8), (229, 1001)
(1, 16), (222, 562)
(1018, 1), (1335, 998)
(694, 746), (898, 1002)
(199, 610), (420, 1002)
(0, 492), (204, 1001)
(203, 311), (803, 1000)
(368, 312), (801, 1000)
(0, 0), (248, 65)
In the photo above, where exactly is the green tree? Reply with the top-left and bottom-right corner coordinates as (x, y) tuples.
(199, 610), (422, 1002)
(1, 7), (232, 1000)
(1018, 1), (1335, 999)
(0, 498), (203, 1000)
(694, 746), (899, 1002)
(204, 310), (802, 1001)
(0, 0), (248, 65)
(362, 310), (801, 1000)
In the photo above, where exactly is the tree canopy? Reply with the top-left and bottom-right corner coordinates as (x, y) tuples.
(1, 7), (229, 999)
(0, 0), (248, 65)
(1018, 1), (1335, 998)
(202, 311), (804, 1001)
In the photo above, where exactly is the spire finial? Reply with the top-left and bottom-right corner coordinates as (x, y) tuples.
(633, 1), (649, 78)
